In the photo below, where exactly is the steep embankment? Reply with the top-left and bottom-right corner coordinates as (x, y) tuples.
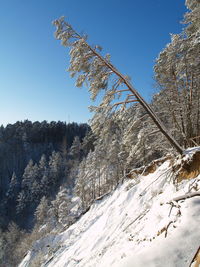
(19, 150), (200, 267)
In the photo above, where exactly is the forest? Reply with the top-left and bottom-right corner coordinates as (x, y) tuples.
(0, 0), (200, 266)
(0, 121), (90, 228)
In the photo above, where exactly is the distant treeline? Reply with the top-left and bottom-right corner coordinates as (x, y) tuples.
(0, 120), (89, 191)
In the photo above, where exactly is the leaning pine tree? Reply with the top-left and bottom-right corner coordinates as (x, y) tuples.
(53, 17), (183, 155)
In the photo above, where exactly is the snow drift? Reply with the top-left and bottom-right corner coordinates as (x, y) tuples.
(19, 151), (200, 267)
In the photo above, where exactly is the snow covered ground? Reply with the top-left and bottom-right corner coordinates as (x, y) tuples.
(19, 157), (200, 267)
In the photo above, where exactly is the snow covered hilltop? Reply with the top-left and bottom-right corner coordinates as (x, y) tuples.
(19, 149), (200, 267)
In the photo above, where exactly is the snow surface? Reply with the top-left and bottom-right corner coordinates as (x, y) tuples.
(19, 160), (200, 267)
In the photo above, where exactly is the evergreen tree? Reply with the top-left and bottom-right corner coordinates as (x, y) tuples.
(2, 222), (24, 266)
(34, 196), (49, 225)
(21, 159), (34, 192)
(69, 136), (81, 160)
(75, 157), (88, 209)
(154, 0), (200, 147)
(56, 188), (72, 227)
(16, 191), (27, 214)
(0, 228), (5, 263)
(107, 136), (121, 186)
(7, 172), (19, 200)
(38, 154), (48, 176)
(48, 151), (63, 189)
(81, 131), (95, 156)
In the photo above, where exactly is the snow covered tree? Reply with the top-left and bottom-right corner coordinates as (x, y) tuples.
(57, 188), (72, 226)
(154, 0), (200, 148)
(30, 180), (42, 204)
(40, 172), (50, 196)
(38, 154), (48, 176)
(107, 133), (122, 185)
(48, 151), (63, 189)
(48, 187), (73, 228)
(16, 191), (27, 214)
(7, 172), (19, 200)
(81, 131), (95, 156)
(0, 228), (5, 263)
(34, 196), (49, 225)
(5, 222), (21, 245)
(67, 136), (82, 188)
(75, 157), (90, 208)
(85, 151), (97, 201)
(20, 160), (41, 206)
(21, 159), (35, 191)
(2, 222), (24, 266)
(53, 17), (183, 154)
(69, 136), (81, 160)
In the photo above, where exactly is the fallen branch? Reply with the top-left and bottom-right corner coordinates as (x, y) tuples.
(168, 191), (200, 203)
(123, 209), (149, 232)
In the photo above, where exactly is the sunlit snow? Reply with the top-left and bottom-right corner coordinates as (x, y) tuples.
(19, 159), (200, 267)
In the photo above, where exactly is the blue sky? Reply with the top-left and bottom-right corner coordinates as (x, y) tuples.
(0, 0), (187, 126)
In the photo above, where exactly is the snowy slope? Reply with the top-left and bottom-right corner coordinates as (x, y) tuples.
(19, 157), (200, 267)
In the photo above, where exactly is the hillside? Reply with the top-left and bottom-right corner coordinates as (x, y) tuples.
(18, 149), (200, 267)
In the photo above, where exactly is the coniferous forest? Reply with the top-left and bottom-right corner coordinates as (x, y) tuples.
(0, 0), (200, 266)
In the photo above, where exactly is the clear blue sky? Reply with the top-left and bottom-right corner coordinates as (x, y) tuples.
(0, 0), (187, 126)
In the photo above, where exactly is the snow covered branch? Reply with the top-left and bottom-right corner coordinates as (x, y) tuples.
(168, 191), (200, 203)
